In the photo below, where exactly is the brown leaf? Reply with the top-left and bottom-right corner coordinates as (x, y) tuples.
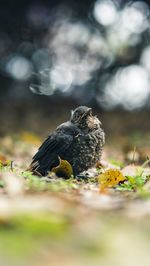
(0, 154), (10, 166)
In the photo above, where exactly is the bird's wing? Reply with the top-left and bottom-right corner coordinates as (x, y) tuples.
(30, 132), (73, 174)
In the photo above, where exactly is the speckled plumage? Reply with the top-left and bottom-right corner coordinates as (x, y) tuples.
(29, 106), (105, 177)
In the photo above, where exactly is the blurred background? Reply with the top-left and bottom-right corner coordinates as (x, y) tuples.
(0, 0), (150, 139)
(0, 1), (150, 266)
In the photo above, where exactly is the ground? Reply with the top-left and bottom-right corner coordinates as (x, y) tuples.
(0, 108), (150, 266)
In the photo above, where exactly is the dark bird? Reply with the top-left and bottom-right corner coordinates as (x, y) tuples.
(29, 106), (105, 177)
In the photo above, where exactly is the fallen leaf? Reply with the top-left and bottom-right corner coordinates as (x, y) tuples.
(51, 157), (73, 179)
(0, 154), (11, 167)
(98, 169), (126, 193)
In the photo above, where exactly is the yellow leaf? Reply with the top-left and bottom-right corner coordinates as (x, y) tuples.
(98, 169), (126, 192)
(21, 132), (41, 146)
(51, 157), (73, 178)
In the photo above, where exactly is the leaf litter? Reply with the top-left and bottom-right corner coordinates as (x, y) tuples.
(0, 132), (150, 266)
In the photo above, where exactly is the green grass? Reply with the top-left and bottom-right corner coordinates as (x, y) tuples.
(116, 168), (150, 192)
(109, 159), (124, 168)
(22, 171), (79, 192)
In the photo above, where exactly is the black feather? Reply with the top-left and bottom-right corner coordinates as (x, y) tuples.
(29, 106), (105, 177)
(30, 131), (74, 175)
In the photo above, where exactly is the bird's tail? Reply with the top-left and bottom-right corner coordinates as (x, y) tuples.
(27, 162), (43, 177)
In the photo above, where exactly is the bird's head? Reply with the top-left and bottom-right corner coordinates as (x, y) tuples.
(71, 106), (100, 130)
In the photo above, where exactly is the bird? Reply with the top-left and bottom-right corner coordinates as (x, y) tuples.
(29, 106), (105, 177)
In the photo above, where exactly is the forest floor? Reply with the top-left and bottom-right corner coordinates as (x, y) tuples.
(0, 106), (150, 266)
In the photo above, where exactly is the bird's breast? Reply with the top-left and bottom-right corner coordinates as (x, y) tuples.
(71, 130), (103, 172)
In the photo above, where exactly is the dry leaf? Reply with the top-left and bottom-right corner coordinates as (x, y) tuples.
(51, 157), (73, 178)
(98, 169), (126, 193)
(0, 154), (11, 166)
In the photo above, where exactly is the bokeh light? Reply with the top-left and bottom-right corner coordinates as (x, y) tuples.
(98, 65), (150, 110)
(93, 0), (118, 26)
(6, 56), (33, 81)
(121, 2), (149, 34)
(0, 0), (150, 110)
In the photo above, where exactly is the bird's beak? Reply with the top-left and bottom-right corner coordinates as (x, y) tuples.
(86, 108), (92, 115)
